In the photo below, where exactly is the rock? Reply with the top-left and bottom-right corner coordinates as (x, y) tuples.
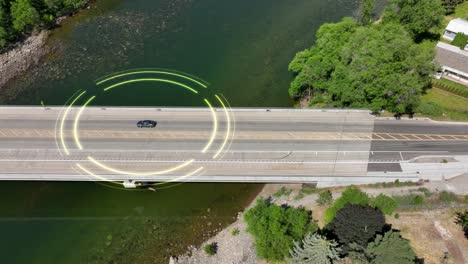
(169, 256), (178, 264)
(0, 31), (49, 89)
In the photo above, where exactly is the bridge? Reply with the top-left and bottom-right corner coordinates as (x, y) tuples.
(1, 106), (467, 187)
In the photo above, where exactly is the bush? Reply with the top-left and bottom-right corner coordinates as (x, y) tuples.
(394, 213), (400, 219)
(432, 79), (468, 98)
(412, 195), (424, 205)
(325, 186), (369, 223)
(452, 32), (468, 50)
(416, 101), (443, 116)
(244, 199), (318, 261)
(455, 210), (468, 238)
(231, 228), (240, 236)
(371, 194), (398, 215)
(439, 191), (458, 203)
(316, 190), (333, 206)
(204, 242), (217, 256)
(393, 194), (425, 206)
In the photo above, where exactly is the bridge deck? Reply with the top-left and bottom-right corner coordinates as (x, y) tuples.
(0, 107), (467, 186)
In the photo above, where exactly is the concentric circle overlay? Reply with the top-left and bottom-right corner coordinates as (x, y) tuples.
(54, 69), (234, 190)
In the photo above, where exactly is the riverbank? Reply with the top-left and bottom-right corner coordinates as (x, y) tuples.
(0, 2), (92, 90)
(172, 178), (468, 264)
(0, 31), (49, 89)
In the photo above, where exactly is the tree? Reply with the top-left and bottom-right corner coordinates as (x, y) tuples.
(317, 190), (333, 206)
(441, 0), (465, 14)
(454, 210), (468, 238)
(244, 199), (318, 261)
(328, 23), (435, 113)
(289, 20), (435, 114)
(370, 194), (398, 215)
(328, 204), (386, 250)
(290, 233), (342, 264)
(0, 1), (8, 48)
(288, 17), (358, 97)
(325, 186), (370, 223)
(10, 0), (40, 33)
(359, 0), (376, 26)
(0, 25), (6, 48)
(382, 0), (445, 38)
(366, 231), (417, 264)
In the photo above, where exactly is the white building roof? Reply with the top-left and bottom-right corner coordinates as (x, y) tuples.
(446, 18), (468, 35)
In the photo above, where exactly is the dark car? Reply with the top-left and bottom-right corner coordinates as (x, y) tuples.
(137, 120), (157, 128)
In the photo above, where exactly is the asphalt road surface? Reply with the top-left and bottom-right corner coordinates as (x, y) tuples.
(0, 107), (466, 183)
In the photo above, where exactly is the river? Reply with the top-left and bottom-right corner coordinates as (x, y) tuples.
(0, 0), (360, 263)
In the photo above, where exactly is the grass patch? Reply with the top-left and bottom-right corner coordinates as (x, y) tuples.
(416, 88), (468, 121)
(443, 1), (468, 27)
(366, 180), (420, 188)
(294, 192), (305, 201)
(272, 186), (293, 198)
(393, 194), (425, 207)
(300, 186), (319, 195)
(410, 187), (433, 197)
(231, 228), (240, 236)
(439, 191), (458, 203)
(204, 242), (217, 256)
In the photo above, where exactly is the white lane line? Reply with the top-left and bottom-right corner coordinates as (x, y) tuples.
(0, 148), (450, 153)
(0, 159), (402, 164)
(399, 152), (404, 161)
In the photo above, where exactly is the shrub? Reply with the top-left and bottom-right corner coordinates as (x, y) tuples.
(394, 213), (400, 219)
(244, 199), (318, 261)
(325, 186), (369, 223)
(316, 190), (333, 206)
(371, 194), (398, 215)
(231, 228), (240, 236)
(204, 242), (217, 256)
(412, 195), (424, 205)
(290, 233), (342, 264)
(452, 33), (468, 50)
(439, 191), (458, 203)
(455, 210), (468, 238)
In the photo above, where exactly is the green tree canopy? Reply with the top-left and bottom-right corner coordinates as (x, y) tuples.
(288, 19), (435, 114)
(328, 204), (386, 250)
(325, 186), (370, 223)
(358, 0), (376, 26)
(288, 17), (358, 97)
(455, 210), (468, 238)
(244, 199), (318, 261)
(10, 0), (40, 32)
(366, 231), (417, 264)
(290, 233), (342, 264)
(329, 22), (435, 113)
(370, 194), (398, 215)
(382, 0), (445, 38)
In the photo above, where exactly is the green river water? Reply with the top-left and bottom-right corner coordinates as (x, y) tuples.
(0, 0), (361, 263)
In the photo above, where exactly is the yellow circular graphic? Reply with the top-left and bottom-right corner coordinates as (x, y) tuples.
(55, 69), (234, 190)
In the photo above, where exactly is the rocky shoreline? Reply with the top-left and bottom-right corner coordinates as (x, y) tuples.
(0, 31), (49, 89)
(170, 184), (303, 264)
